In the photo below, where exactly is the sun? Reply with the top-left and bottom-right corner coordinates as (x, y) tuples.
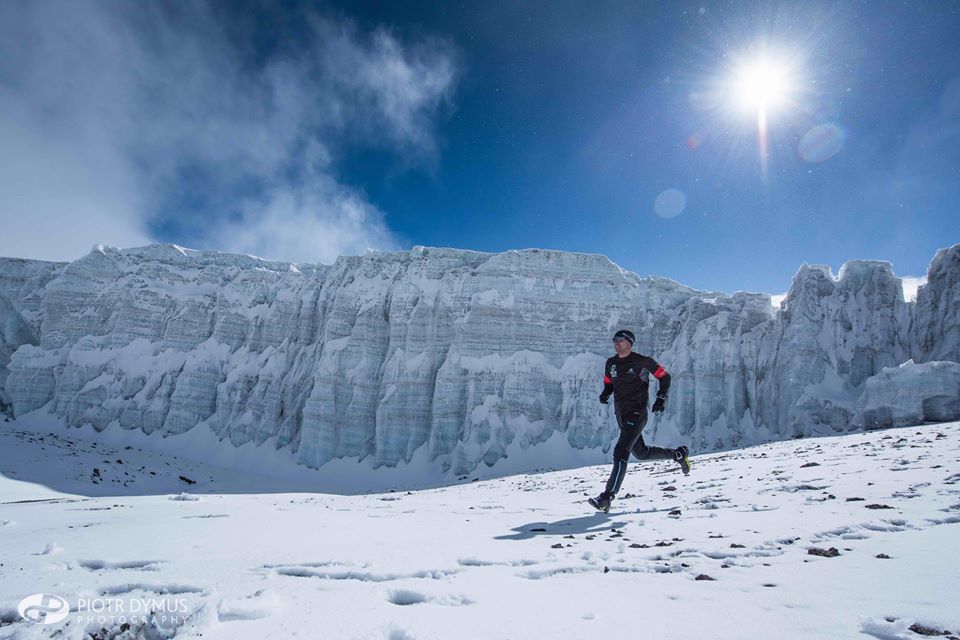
(732, 56), (793, 112)
(722, 50), (801, 177)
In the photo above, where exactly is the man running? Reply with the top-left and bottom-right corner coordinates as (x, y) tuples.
(589, 329), (690, 513)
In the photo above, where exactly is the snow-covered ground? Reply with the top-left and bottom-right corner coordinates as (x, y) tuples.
(1, 420), (958, 640)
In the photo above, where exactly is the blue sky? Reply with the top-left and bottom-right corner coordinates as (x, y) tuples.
(1, 1), (958, 294)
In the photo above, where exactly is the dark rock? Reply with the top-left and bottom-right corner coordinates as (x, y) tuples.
(808, 547), (840, 557)
(695, 574), (715, 581)
(876, 553), (892, 559)
(865, 503), (894, 510)
(178, 475), (196, 485)
(909, 622), (950, 636)
(800, 462), (820, 468)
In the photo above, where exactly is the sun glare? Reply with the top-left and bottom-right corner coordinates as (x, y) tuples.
(733, 57), (792, 111)
(688, 23), (843, 182)
(722, 50), (800, 178)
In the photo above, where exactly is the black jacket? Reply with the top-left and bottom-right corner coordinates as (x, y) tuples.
(600, 352), (671, 414)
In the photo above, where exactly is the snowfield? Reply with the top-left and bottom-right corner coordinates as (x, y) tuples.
(1, 419), (958, 639)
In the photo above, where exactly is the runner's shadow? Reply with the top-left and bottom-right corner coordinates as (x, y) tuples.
(494, 513), (629, 540)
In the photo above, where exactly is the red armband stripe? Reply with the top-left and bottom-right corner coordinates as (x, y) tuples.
(653, 366), (667, 379)
(603, 375), (612, 384)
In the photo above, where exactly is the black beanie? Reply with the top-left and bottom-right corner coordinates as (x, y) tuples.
(613, 329), (635, 345)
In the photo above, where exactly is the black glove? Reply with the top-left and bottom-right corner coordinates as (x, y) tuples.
(652, 395), (667, 413)
(599, 394), (609, 404)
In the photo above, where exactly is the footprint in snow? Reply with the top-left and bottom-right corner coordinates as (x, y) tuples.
(861, 520), (911, 533)
(79, 559), (164, 571)
(32, 542), (63, 555)
(0, 608), (21, 627)
(99, 583), (204, 596)
(217, 590), (283, 622)
(268, 564), (459, 582)
(386, 589), (473, 606)
(169, 493), (200, 501)
(457, 557), (537, 567)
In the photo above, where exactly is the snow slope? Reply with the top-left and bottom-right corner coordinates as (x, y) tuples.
(1, 419), (957, 639)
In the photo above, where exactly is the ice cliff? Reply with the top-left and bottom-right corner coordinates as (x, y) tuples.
(1, 242), (958, 476)
(0, 257), (63, 413)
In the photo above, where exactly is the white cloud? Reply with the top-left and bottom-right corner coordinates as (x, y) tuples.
(215, 177), (398, 265)
(0, 107), (150, 261)
(900, 276), (926, 303)
(0, 2), (151, 261)
(0, 2), (458, 264)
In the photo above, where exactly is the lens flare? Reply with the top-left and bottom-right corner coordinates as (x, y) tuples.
(654, 189), (687, 218)
(798, 122), (846, 162)
(686, 130), (707, 150)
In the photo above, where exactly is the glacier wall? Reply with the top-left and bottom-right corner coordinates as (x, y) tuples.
(912, 245), (960, 364)
(1, 242), (958, 476)
(0, 257), (63, 412)
(852, 360), (960, 429)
